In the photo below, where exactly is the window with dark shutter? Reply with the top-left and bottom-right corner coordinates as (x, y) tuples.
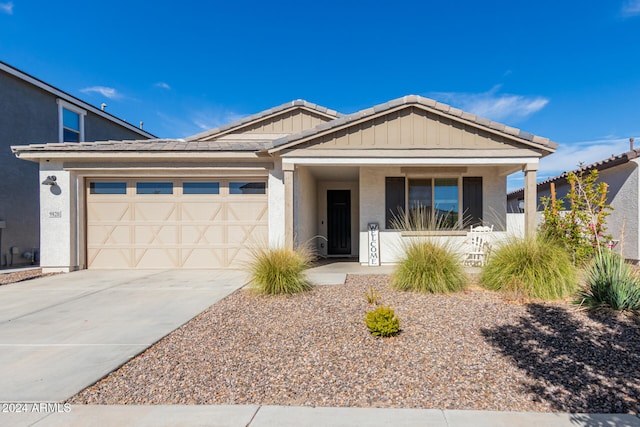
(385, 177), (405, 229)
(462, 177), (483, 227)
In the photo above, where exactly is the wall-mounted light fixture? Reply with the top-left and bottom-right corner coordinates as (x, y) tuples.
(41, 175), (57, 186)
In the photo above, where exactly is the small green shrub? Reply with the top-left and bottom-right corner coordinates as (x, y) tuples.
(365, 306), (400, 337)
(392, 240), (467, 293)
(248, 245), (313, 295)
(481, 236), (578, 300)
(577, 250), (640, 312)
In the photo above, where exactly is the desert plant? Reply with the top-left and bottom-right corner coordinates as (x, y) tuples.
(540, 169), (612, 265)
(364, 286), (380, 305)
(577, 249), (640, 312)
(392, 239), (467, 293)
(247, 245), (313, 295)
(389, 205), (467, 293)
(365, 306), (400, 337)
(481, 236), (578, 300)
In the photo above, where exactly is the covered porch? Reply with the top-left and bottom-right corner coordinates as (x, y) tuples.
(281, 159), (540, 266)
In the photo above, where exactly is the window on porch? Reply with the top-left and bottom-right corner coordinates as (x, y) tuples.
(385, 176), (483, 230)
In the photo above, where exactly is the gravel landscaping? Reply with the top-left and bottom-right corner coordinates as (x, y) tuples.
(0, 268), (49, 285)
(70, 274), (640, 413)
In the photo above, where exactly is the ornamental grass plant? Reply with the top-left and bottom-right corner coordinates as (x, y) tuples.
(390, 206), (467, 294)
(392, 239), (467, 293)
(577, 249), (640, 312)
(481, 236), (578, 300)
(248, 244), (314, 295)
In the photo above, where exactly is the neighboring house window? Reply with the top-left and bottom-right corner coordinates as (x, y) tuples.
(385, 176), (483, 230)
(57, 99), (86, 142)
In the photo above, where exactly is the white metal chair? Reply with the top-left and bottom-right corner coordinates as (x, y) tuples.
(464, 225), (493, 267)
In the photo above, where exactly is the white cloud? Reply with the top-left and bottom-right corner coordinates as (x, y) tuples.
(429, 85), (549, 123)
(155, 108), (245, 138)
(154, 82), (171, 90)
(0, 2), (13, 14)
(622, 0), (640, 17)
(80, 86), (123, 100)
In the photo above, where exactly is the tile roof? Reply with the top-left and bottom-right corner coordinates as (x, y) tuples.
(507, 147), (640, 197)
(12, 96), (558, 155)
(185, 99), (342, 141)
(11, 138), (275, 153)
(268, 95), (558, 152)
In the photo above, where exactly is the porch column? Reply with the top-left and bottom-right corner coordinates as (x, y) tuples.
(283, 163), (294, 249)
(523, 163), (538, 237)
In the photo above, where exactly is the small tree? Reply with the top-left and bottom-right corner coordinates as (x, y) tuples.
(540, 168), (612, 265)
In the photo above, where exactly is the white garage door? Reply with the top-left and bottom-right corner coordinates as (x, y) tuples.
(86, 178), (268, 269)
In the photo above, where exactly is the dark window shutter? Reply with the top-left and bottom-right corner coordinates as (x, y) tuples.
(463, 177), (483, 227)
(385, 177), (405, 229)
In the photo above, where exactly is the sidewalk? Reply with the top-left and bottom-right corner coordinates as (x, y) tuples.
(3, 405), (639, 427)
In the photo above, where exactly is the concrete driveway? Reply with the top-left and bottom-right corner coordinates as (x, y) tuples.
(0, 269), (248, 402)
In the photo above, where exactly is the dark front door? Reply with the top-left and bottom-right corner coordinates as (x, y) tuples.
(327, 190), (351, 255)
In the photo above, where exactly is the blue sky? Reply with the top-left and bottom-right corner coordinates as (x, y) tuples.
(1, 0), (639, 190)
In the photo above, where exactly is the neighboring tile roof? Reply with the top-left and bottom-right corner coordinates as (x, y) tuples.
(268, 95), (558, 152)
(507, 147), (640, 198)
(185, 99), (342, 141)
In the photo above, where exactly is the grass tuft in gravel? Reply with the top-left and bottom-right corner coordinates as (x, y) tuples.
(392, 239), (467, 294)
(248, 245), (313, 295)
(481, 236), (578, 300)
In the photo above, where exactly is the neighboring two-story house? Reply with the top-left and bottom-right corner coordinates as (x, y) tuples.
(0, 61), (155, 267)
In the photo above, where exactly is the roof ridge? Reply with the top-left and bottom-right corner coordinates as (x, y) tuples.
(269, 95), (557, 152)
(185, 99), (342, 142)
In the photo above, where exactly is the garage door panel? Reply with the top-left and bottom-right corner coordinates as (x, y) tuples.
(181, 248), (226, 268)
(181, 202), (224, 221)
(135, 248), (179, 268)
(88, 224), (131, 245)
(87, 202), (131, 221)
(87, 178), (268, 269)
(134, 225), (179, 245)
(134, 203), (178, 221)
(228, 202), (267, 221)
(181, 225), (225, 244)
(88, 248), (131, 269)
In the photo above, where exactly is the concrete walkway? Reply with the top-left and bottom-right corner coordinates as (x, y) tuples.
(3, 405), (639, 426)
(0, 269), (248, 402)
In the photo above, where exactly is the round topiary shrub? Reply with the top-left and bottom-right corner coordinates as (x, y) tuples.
(248, 245), (313, 295)
(391, 240), (467, 293)
(365, 306), (400, 337)
(481, 236), (577, 300)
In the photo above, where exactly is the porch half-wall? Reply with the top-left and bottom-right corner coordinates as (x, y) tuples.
(358, 165), (507, 264)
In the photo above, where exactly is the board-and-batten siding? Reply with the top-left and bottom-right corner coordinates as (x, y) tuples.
(233, 109), (333, 135)
(302, 107), (522, 150)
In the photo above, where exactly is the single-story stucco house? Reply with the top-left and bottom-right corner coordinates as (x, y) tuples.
(12, 95), (557, 272)
(508, 142), (640, 262)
